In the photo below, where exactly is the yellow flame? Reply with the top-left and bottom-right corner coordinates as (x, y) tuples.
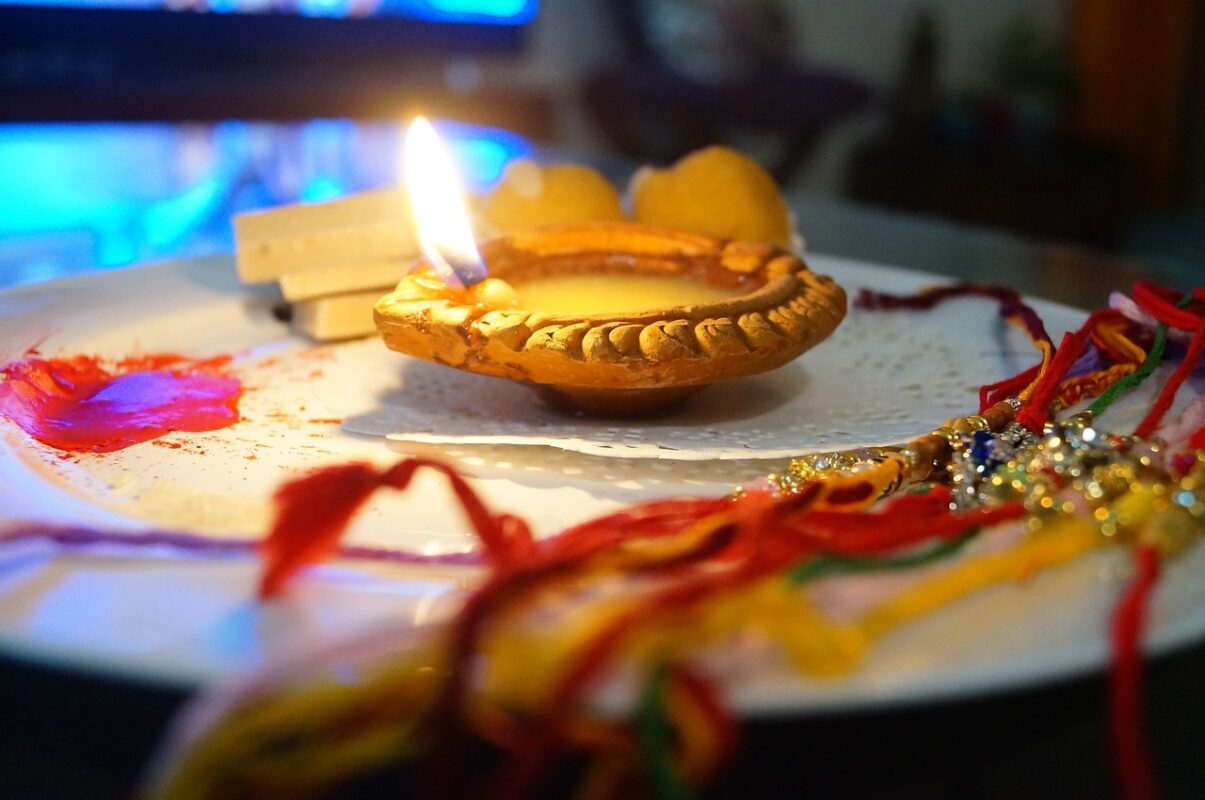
(403, 116), (486, 287)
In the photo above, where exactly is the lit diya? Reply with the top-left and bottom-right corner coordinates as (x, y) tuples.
(374, 119), (847, 415)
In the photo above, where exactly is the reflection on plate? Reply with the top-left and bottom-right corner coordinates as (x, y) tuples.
(0, 255), (1203, 714)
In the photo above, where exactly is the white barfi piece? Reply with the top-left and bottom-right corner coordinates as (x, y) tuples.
(278, 259), (413, 302)
(291, 289), (390, 341)
(234, 191), (415, 283)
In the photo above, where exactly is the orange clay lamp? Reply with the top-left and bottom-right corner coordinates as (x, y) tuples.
(374, 120), (847, 415)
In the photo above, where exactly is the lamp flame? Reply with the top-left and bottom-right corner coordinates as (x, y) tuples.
(403, 116), (487, 288)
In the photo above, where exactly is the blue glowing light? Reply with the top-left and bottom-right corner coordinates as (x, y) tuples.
(0, 119), (535, 287)
(143, 174), (231, 250)
(414, 0), (535, 24)
(434, 119), (532, 189)
(301, 177), (348, 203)
(297, 0), (354, 18)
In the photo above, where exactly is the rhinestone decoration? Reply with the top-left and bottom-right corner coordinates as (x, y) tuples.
(771, 447), (901, 495)
(946, 414), (1204, 548)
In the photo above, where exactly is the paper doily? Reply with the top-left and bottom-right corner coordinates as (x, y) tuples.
(341, 256), (1087, 460)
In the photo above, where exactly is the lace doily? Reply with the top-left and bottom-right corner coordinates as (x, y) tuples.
(341, 256), (1087, 460)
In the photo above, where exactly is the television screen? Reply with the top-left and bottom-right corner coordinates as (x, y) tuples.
(0, 0), (537, 22)
(0, 0), (542, 121)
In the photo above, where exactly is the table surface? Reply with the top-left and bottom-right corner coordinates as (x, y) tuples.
(1, 121), (1202, 800)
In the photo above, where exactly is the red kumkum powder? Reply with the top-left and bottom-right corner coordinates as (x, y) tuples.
(0, 353), (241, 453)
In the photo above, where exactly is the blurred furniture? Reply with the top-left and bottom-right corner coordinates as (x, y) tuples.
(585, 64), (871, 186)
(1070, 0), (1197, 206)
(848, 134), (1134, 249)
(790, 189), (1198, 310)
(843, 7), (1164, 250)
(583, 0), (870, 184)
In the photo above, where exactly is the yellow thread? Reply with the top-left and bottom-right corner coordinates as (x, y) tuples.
(1017, 337), (1055, 403)
(813, 457), (906, 510)
(858, 518), (1098, 639)
(156, 650), (443, 799)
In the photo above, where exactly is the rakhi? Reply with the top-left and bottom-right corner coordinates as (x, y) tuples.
(132, 280), (1205, 800)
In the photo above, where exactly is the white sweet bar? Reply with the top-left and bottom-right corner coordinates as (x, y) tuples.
(278, 260), (412, 302)
(234, 190), (415, 283)
(291, 289), (388, 341)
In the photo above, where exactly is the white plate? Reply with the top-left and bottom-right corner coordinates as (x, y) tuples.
(0, 256), (1202, 714)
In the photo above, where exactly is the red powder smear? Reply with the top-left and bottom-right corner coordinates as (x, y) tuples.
(0, 353), (241, 453)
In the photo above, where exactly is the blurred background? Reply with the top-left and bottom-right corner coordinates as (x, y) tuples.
(0, 0), (1201, 306)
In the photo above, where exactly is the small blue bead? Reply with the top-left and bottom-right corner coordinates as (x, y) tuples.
(970, 430), (995, 461)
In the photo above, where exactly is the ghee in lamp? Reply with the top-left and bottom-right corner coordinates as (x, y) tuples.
(505, 273), (744, 316)
(445, 271), (746, 317)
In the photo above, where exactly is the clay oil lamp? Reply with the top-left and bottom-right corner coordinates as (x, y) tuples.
(374, 119), (847, 416)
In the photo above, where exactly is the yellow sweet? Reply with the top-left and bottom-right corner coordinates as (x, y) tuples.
(630, 146), (792, 248)
(482, 160), (625, 232)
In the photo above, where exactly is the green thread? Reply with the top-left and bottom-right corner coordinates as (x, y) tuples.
(1089, 292), (1193, 417)
(1087, 323), (1168, 417)
(789, 530), (978, 585)
(637, 663), (693, 800)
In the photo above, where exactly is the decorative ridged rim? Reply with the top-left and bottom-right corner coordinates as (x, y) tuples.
(466, 273), (842, 362)
(375, 223), (847, 389)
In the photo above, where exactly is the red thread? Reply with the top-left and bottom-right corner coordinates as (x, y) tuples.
(259, 463), (386, 599)
(259, 458), (522, 598)
(854, 282), (1058, 415)
(1188, 424), (1205, 452)
(672, 665), (738, 767)
(1109, 546), (1162, 800)
(1016, 332), (1084, 432)
(979, 364), (1040, 413)
(1134, 318), (1205, 440)
(1015, 309), (1120, 433)
(855, 283), (1053, 347)
(785, 498), (1026, 555)
(1131, 282), (1201, 331)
